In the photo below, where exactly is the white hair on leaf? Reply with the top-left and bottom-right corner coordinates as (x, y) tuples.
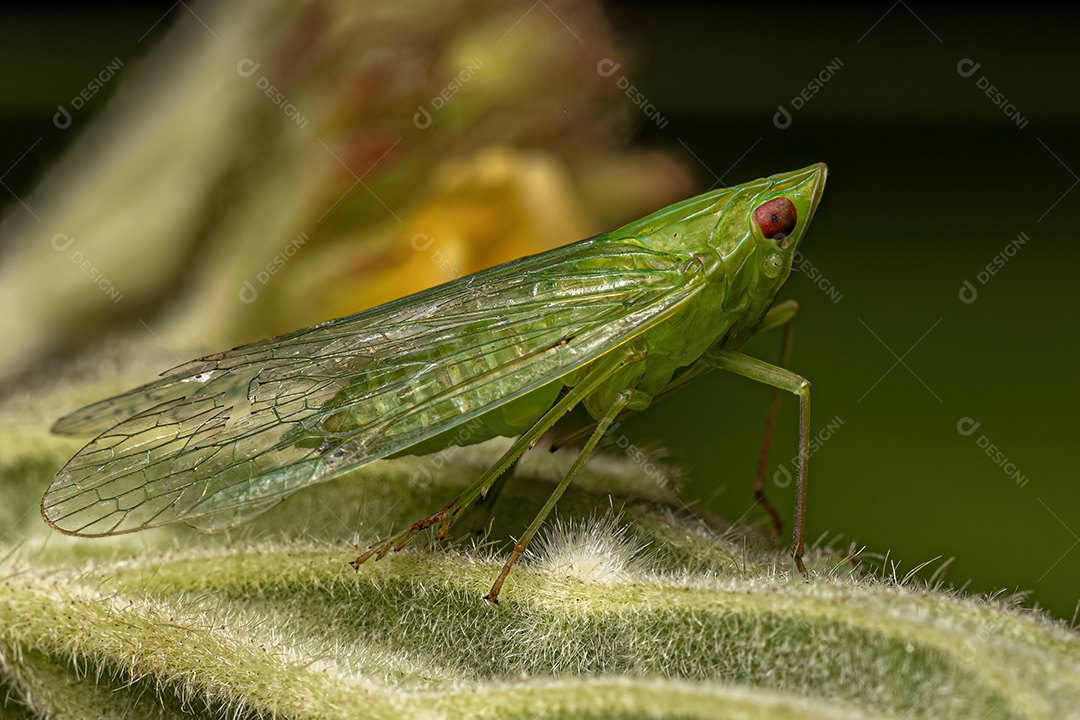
(529, 508), (649, 585)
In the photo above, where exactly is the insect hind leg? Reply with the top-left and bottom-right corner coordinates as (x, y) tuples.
(351, 496), (461, 566)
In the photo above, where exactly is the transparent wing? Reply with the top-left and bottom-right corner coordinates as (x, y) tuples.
(44, 238), (703, 536)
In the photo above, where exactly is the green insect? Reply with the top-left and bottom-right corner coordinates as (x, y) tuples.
(43, 163), (827, 602)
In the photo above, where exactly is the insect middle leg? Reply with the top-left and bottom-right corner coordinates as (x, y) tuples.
(352, 342), (647, 574)
(484, 384), (646, 603)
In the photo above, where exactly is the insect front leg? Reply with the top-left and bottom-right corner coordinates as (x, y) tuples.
(548, 302), (800, 454)
(748, 299), (799, 541)
(705, 346), (810, 578)
(351, 343), (648, 580)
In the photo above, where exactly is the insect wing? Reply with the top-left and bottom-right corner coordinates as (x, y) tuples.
(44, 238), (703, 536)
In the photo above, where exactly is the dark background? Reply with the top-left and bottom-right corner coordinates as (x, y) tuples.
(3, 3), (1078, 619)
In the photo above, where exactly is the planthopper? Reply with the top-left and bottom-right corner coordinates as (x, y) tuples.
(43, 163), (827, 602)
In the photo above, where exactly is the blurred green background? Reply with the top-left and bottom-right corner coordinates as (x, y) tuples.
(2, 3), (1077, 621)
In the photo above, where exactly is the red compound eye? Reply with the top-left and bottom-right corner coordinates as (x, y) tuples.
(753, 197), (797, 240)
